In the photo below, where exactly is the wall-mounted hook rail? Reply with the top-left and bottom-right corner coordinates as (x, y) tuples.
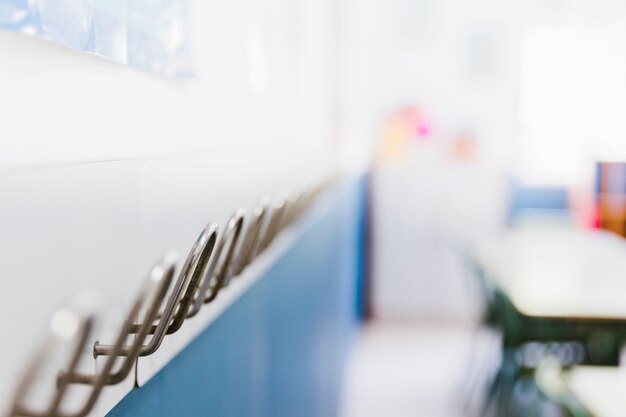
(73, 254), (177, 370)
(7, 175), (335, 417)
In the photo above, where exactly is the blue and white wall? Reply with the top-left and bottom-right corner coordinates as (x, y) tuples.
(0, 1), (365, 415)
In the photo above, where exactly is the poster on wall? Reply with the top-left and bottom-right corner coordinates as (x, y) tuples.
(0, 0), (191, 78)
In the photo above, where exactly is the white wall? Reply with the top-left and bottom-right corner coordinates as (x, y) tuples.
(339, 0), (521, 320)
(0, 0), (339, 169)
(339, 0), (522, 168)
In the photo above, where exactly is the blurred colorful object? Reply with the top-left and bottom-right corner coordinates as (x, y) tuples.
(377, 106), (431, 163)
(448, 129), (476, 161)
(595, 162), (626, 236)
(0, 0), (191, 78)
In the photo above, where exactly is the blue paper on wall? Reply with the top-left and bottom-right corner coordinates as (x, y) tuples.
(0, 0), (192, 78)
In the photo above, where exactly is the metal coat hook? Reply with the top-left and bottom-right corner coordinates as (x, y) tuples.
(93, 253), (179, 358)
(161, 223), (219, 322)
(162, 224), (218, 335)
(8, 303), (96, 417)
(194, 209), (245, 307)
(98, 225), (218, 357)
(64, 254), (176, 389)
(281, 190), (302, 229)
(49, 256), (176, 417)
(257, 197), (286, 253)
(187, 209), (245, 310)
(231, 200), (268, 276)
(115, 223), (217, 354)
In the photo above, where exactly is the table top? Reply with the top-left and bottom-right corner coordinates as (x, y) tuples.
(566, 366), (626, 417)
(473, 227), (626, 320)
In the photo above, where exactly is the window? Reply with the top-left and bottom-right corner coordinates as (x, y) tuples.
(519, 26), (626, 185)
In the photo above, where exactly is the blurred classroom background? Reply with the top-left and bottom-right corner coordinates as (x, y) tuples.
(3, 0), (626, 416)
(342, 1), (626, 417)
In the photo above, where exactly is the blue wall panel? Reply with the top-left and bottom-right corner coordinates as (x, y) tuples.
(106, 179), (363, 417)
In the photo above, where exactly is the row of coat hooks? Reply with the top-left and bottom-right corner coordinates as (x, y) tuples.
(7, 176), (334, 417)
